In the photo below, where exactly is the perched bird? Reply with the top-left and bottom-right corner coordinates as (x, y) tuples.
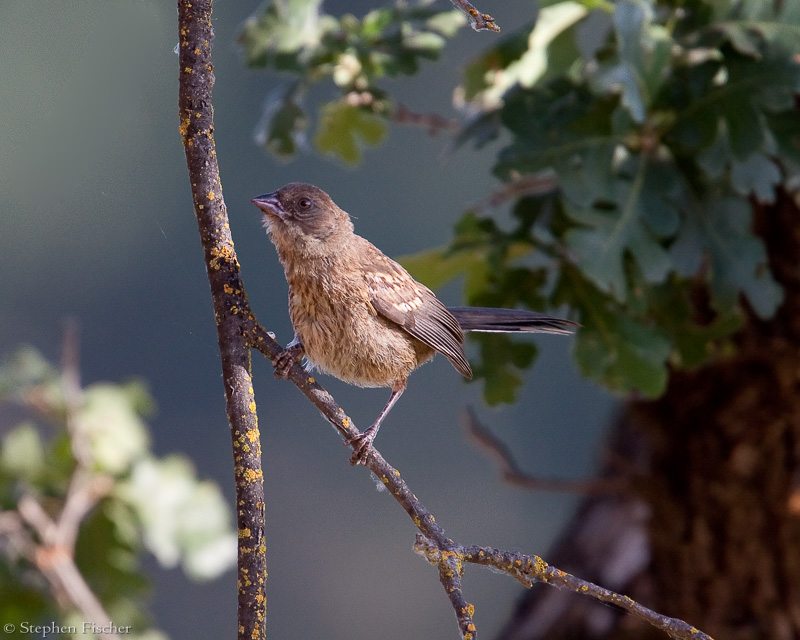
(252, 183), (577, 464)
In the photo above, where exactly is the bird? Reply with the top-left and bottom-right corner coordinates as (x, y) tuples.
(251, 182), (577, 465)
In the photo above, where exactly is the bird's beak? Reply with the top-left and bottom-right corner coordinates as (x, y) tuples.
(251, 192), (285, 219)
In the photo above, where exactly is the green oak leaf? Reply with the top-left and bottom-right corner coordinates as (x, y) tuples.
(265, 101), (307, 157)
(730, 152), (781, 204)
(648, 280), (743, 369)
(562, 155), (675, 301)
(670, 194), (783, 318)
(555, 270), (670, 396)
(495, 83), (622, 179)
(0, 423), (45, 482)
(671, 47), (800, 157)
(767, 111), (800, 171)
(469, 333), (538, 405)
(314, 101), (387, 164)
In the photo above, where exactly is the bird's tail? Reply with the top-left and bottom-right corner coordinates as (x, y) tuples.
(447, 307), (578, 335)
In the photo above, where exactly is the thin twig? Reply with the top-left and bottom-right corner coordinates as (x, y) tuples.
(462, 407), (627, 495)
(437, 551), (475, 640)
(58, 321), (114, 551)
(56, 475), (114, 551)
(390, 104), (460, 135)
(177, 3), (266, 640)
(471, 173), (560, 212)
(61, 318), (92, 468)
(448, 0), (500, 32)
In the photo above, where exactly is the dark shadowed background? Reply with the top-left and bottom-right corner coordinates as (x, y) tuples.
(0, 1), (617, 638)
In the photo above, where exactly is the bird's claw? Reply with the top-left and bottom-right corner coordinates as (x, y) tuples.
(272, 352), (294, 379)
(345, 426), (377, 466)
(272, 342), (304, 379)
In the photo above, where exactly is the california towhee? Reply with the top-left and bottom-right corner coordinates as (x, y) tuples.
(252, 182), (577, 464)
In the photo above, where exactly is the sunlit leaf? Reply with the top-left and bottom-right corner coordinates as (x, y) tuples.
(461, 2), (588, 110)
(425, 10), (467, 37)
(117, 455), (236, 581)
(240, 0), (331, 62)
(78, 382), (151, 475)
(0, 423), (45, 481)
(400, 246), (485, 291)
(314, 101), (387, 164)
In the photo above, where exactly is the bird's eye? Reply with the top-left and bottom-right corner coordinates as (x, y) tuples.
(298, 198), (312, 209)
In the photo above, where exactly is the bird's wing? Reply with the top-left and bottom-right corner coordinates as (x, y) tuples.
(363, 251), (472, 379)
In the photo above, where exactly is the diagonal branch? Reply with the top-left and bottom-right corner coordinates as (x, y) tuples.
(416, 536), (714, 640)
(462, 407), (627, 495)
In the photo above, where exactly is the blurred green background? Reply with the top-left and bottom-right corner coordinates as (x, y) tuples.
(0, 1), (616, 638)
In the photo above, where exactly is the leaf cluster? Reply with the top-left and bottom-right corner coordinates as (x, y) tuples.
(240, 0), (467, 162)
(413, 0), (800, 398)
(0, 348), (236, 636)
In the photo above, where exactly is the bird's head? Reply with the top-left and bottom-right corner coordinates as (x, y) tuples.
(251, 182), (354, 260)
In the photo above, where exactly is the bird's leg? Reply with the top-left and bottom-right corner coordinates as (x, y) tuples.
(347, 380), (406, 466)
(273, 335), (304, 379)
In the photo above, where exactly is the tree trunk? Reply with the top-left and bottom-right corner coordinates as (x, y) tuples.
(498, 192), (800, 640)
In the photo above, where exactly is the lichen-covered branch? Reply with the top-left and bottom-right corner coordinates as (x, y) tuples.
(414, 537), (714, 640)
(448, 0), (500, 32)
(177, 3), (265, 640)
(460, 543), (712, 639)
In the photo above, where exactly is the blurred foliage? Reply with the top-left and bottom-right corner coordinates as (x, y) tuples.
(0, 347), (236, 638)
(244, 0), (800, 401)
(240, 0), (467, 162)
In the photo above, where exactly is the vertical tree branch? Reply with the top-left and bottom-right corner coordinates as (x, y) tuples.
(177, 3), (266, 640)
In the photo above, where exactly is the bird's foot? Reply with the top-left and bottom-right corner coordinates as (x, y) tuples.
(345, 425), (378, 466)
(272, 341), (304, 379)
